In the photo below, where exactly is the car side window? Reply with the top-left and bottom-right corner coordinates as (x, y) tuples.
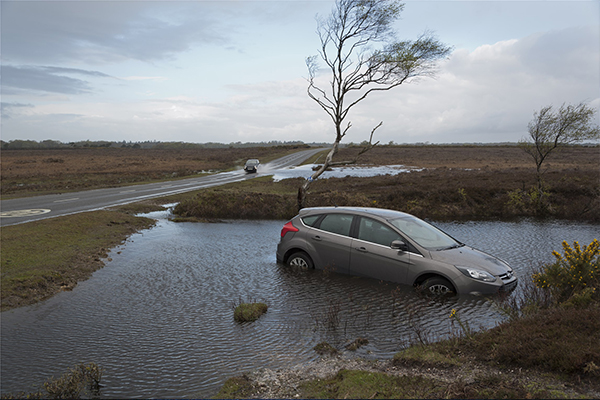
(318, 214), (353, 237)
(301, 215), (320, 227)
(357, 217), (402, 247)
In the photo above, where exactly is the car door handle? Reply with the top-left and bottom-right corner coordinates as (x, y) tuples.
(312, 235), (322, 241)
(355, 247), (368, 253)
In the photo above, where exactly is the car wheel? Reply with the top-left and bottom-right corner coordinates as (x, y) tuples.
(422, 277), (455, 295)
(287, 252), (314, 269)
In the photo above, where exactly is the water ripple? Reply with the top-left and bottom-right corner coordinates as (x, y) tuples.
(1, 217), (598, 398)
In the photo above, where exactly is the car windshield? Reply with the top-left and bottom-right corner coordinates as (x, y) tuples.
(389, 216), (461, 251)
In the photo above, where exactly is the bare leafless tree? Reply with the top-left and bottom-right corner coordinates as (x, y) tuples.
(519, 102), (599, 196)
(298, 0), (452, 209)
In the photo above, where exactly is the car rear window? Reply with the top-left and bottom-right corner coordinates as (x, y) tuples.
(301, 215), (320, 227)
(318, 214), (353, 236)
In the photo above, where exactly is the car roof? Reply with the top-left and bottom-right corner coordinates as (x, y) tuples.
(246, 159), (259, 163)
(298, 206), (414, 220)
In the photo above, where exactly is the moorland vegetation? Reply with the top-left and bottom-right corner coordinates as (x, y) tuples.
(1, 143), (599, 398)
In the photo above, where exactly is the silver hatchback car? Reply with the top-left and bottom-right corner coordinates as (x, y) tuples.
(276, 207), (517, 296)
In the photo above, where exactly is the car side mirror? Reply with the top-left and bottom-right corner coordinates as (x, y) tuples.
(391, 240), (408, 252)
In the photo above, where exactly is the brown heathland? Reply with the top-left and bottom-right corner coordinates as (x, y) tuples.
(1, 145), (598, 221)
(0, 146), (307, 197)
(173, 145), (600, 222)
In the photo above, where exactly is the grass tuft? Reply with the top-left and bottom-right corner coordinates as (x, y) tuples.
(313, 342), (339, 356)
(213, 375), (256, 399)
(233, 301), (269, 323)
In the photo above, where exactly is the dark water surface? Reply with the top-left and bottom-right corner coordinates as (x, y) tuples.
(1, 210), (598, 398)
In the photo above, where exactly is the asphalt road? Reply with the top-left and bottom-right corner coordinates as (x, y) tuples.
(0, 148), (325, 226)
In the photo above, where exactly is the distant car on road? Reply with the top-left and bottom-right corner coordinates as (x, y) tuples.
(276, 207), (517, 296)
(244, 159), (260, 173)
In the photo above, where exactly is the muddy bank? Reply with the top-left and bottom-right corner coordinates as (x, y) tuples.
(217, 356), (600, 399)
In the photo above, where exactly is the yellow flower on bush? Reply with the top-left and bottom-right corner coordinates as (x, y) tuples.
(533, 239), (599, 303)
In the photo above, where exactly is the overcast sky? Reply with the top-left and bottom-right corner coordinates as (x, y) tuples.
(1, 0), (599, 145)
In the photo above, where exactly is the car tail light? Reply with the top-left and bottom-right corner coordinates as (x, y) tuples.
(280, 221), (299, 238)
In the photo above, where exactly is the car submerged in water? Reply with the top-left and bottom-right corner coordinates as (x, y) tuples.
(244, 159), (260, 173)
(276, 207), (517, 296)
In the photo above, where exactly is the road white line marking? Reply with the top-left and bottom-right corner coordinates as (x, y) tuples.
(53, 198), (79, 203)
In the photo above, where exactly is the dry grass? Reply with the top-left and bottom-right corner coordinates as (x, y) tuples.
(0, 145), (308, 197)
(337, 144), (598, 169)
(465, 305), (600, 374)
(171, 145), (600, 222)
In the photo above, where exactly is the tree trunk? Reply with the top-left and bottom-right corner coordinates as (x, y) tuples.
(297, 140), (340, 210)
(296, 122), (381, 211)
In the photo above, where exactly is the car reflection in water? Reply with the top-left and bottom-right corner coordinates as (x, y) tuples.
(277, 206), (518, 296)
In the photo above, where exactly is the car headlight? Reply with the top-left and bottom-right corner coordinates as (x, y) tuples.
(456, 266), (497, 282)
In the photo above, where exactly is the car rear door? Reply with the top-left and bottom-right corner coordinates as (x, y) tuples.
(306, 213), (354, 274)
(349, 217), (411, 284)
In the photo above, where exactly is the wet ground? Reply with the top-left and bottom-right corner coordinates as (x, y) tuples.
(271, 164), (423, 181)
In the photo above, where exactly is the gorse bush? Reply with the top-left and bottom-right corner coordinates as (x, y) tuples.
(533, 239), (599, 304)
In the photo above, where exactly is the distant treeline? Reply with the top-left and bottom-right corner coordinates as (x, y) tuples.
(0, 139), (319, 150)
(2, 139), (596, 151)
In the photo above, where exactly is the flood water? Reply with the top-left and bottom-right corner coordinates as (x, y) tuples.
(271, 163), (422, 181)
(1, 209), (598, 398)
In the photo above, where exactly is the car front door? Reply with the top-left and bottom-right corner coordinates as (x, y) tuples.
(306, 213), (354, 274)
(349, 217), (411, 284)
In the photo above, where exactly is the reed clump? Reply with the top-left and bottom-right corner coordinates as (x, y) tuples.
(233, 301), (269, 323)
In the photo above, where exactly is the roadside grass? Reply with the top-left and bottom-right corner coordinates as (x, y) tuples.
(107, 199), (169, 215)
(0, 210), (155, 311)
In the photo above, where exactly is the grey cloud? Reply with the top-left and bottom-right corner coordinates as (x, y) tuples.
(1, 102), (35, 119)
(2, 2), (231, 65)
(516, 26), (599, 81)
(2, 65), (111, 94)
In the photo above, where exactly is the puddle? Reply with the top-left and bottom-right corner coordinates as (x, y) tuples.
(271, 164), (423, 181)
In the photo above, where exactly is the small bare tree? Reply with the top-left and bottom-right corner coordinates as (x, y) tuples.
(519, 102), (600, 196)
(298, 0), (452, 210)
